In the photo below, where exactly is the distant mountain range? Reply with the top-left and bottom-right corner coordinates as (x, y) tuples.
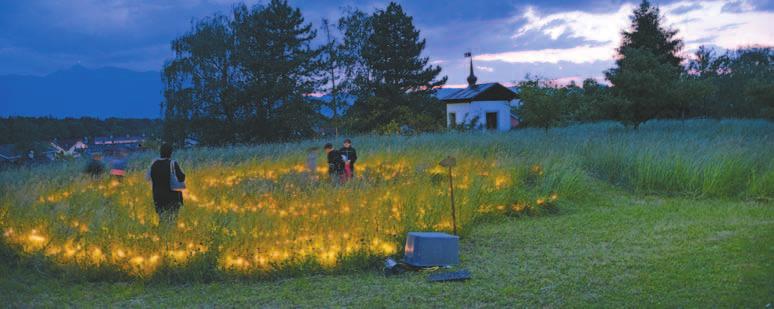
(0, 65), (163, 119)
(0, 65), (497, 119)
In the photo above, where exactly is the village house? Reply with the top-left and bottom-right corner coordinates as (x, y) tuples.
(50, 138), (88, 157)
(90, 135), (146, 153)
(93, 135), (145, 146)
(439, 54), (520, 131)
(0, 144), (22, 165)
(0, 144), (53, 167)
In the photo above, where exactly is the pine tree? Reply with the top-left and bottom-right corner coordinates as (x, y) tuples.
(362, 2), (446, 96)
(617, 0), (683, 68)
(605, 0), (684, 128)
(346, 2), (447, 132)
(233, 0), (322, 142)
(163, 0), (323, 144)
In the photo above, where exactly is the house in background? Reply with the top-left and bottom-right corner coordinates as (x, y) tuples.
(91, 135), (146, 153)
(0, 144), (52, 166)
(50, 138), (88, 157)
(439, 53), (520, 131)
(0, 144), (22, 164)
(93, 135), (145, 147)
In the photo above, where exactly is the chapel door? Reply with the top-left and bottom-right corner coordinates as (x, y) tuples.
(485, 112), (498, 130)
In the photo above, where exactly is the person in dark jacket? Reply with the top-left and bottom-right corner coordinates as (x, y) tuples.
(148, 143), (185, 223)
(324, 143), (345, 184)
(84, 153), (105, 177)
(339, 138), (357, 179)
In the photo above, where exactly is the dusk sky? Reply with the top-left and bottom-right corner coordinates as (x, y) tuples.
(1, 0), (772, 87)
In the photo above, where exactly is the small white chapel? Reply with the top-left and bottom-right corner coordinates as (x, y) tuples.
(439, 54), (521, 131)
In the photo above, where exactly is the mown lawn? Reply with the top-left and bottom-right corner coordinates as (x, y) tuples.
(3, 187), (771, 307)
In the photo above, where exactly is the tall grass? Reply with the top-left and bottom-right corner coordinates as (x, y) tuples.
(0, 119), (770, 280)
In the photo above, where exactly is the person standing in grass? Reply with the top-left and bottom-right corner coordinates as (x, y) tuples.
(148, 143), (186, 224)
(109, 147), (129, 182)
(84, 152), (105, 177)
(306, 146), (319, 172)
(324, 143), (345, 184)
(339, 138), (357, 180)
(305, 146), (320, 179)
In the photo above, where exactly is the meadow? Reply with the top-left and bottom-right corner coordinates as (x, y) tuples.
(1, 120), (772, 302)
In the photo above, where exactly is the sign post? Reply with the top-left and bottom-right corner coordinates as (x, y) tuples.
(439, 156), (457, 235)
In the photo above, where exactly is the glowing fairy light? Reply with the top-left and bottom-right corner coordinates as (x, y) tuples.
(1, 154), (560, 277)
(495, 175), (510, 189)
(130, 256), (145, 266)
(28, 233), (46, 243)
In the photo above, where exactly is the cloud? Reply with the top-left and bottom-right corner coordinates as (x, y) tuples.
(671, 3), (703, 15)
(476, 44), (616, 64)
(442, 83), (470, 89)
(550, 76), (584, 86)
(472, 4), (633, 64)
(476, 1), (773, 65)
(721, 0), (756, 13)
(34, 0), (164, 35)
(475, 65), (494, 72)
(664, 1), (774, 51)
(512, 4), (633, 44)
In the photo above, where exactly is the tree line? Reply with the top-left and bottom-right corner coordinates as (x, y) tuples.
(517, 1), (773, 130)
(162, 0), (445, 145)
(0, 117), (162, 151)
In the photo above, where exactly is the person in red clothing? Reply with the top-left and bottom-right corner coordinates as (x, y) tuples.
(109, 147), (129, 182)
(339, 139), (357, 180)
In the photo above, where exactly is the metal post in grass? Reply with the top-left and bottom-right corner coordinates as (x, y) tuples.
(439, 156), (457, 235)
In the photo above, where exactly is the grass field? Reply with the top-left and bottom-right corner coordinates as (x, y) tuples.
(1, 119), (773, 306)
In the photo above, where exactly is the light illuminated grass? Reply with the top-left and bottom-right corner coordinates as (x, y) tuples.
(1, 191), (771, 307)
(0, 119), (771, 281)
(0, 140), (570, 279)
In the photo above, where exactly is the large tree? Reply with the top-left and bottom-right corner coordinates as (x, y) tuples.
(163, 14), (237, 144)
(605, 0), (684, 128)
(607, 48), (680, 128)
(723, 47), (774, 118)
(515, 78), (567, 132)
(318, 18), (350, 136)
(345, 2), (447, 132)
(162, 0), (323, 145)
(617, 0), (683, 68)
(232, 0), (322, 142)
(686, 46), (773, 119)
(337, 8), (372, 99)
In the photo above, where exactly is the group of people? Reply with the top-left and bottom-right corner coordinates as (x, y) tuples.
(324, 139), (358, 184)
(87, 140), (358, 225)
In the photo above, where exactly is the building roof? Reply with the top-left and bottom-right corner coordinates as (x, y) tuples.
(51, 138), (87, 151)
(0, 144), (21, 160)
(93, 135), (145, 145)
(439, 82), (519, 103)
